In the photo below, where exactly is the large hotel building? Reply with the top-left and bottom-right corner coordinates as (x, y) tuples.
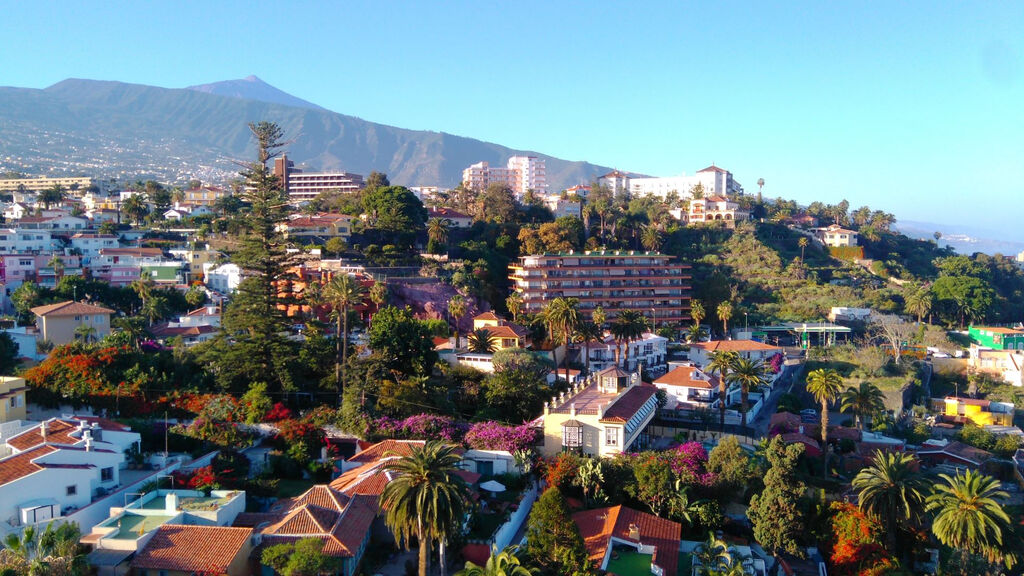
(462, 156), (547, 197)
(273, 155), (364, 203)
(509, 250), (691, 326)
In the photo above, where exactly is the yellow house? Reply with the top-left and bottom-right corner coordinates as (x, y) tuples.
(30, 301), (114, 346)
(942, 396), (1014, 426)
(0, 377), (27, 422)
(540, 366), (659, 457)
(472, 312), (528, 350)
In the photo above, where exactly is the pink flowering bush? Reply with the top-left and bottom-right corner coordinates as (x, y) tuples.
(464, 421), (538, 452)
(666, 441), (717, 486)
(372, 414), (463, 442)
(768, 352), (784, 375)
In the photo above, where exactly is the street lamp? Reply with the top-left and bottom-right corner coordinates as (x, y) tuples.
(650, 308), (656, 331)
(744, 312), (748, 332)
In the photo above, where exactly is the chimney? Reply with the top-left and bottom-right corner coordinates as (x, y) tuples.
(83, 430), (93, 452)
(570, 403), (576, 417)
(628, 523), (640, 540)
(166, 493), (179, 513)
(597, 403), (605, 419)
(41, 422), (48, 442)
(91, 422), (103, 442)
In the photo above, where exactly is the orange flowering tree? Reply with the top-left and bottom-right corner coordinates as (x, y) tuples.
(827, 502), (902, 576)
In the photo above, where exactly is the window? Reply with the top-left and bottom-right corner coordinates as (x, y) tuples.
(66, 485), (77, 496)
(101, 467), (114, 482)
(605, 427), (619, 446)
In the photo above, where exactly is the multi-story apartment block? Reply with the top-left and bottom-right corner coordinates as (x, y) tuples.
(461, 156), (548, 197)
(273, 155), (364, 203)
(597, 170), (632, 196)
(585, 332), (669, 373)
(0, 176), (96, 194)
(70, 233), (119, 258)
(509, 250), (691, 325)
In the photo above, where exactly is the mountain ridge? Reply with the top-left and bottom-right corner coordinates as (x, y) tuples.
(0, 78), (614, 190)
(186, 75), (326, 111)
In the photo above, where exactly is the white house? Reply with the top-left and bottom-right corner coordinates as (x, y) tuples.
(814, 224), (859, 247)
(652, 365), (720, 409)
(585, 332), (669, 373)
(70, 233), (119, 258)
(2, 203), (30, 221)
(0, 229), (56, 253)
(203, 262), (243, 294)
(687, 340), (783, 370)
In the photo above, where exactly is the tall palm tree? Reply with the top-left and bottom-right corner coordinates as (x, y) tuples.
(455, 545), (535, 576)
(612, 310), (647, 371)
(324, 274), (367, 387)
(806, 368), (844, 478)
(381, 441), (469, 576)
(428, 217), (451, 251)
(727, 357), (767, 428)
(47, 255), (65, 283)
(853, 450), (926, 553)
(74, 323), (97, 343)
(840, 381), (886, 431)
(505, 292), (523, 323)
(687, 324), (708, 344)
(798, 236), (808, 261)
(112, 316), (147, 350)
(369, 281), (388, 326)
(690, 299), (705, 328)
(905, 288), (933, 324)
(545, 297), (581, 384)
(716, 301), (733, 339)
(448, 294), (467, 349)
(927, 470), (1012, 569)
(130, 278), (154, 312)
(575, 321), (602, 376)
(467, 328), (497, 354)
(708, 351), (738, 430)
(141, 294), (168, 326)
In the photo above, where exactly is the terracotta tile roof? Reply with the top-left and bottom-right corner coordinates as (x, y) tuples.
(348, 439), (425, 464)
(261, 495), (377, 558)
(0, 445), (58, 485)
(690, 340), (782, 353)
(329, 462), (394, 497)
(30, 300), (114, 317)
(601, 384), (656, 423)
(232, 512), (281, 528)
(918, 441), (992, 465)
(266, 504), (341, 535)
(131, 525), (252, 574)
(781, 433), (822, 457)
(289, 485), (351, 512)
(973, 326), (1024, 335)
(697, 165), (728, 173)
(7, 419), (80, 451)
(473, 311), (502, 321)
(481, 324), (524, 340)
(572, 505), (681, 575)
(99, 247), (164, 257)
(653, 366), (718, 390)
(428, 208), (471, 220)
(453, 469), (482, 486)
(946, 396), (991, 407)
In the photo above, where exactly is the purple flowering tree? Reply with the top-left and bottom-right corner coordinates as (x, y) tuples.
(464, 421), (538, 453)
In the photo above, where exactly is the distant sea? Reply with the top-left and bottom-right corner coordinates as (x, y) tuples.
(896, 220), (1024, 257)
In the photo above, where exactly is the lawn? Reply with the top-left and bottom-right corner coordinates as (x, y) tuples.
(276, 478), (315, 498)
(605, 548), (652, 576)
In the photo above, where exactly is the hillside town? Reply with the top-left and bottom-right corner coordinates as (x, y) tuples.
(2, 121), (1024, 576)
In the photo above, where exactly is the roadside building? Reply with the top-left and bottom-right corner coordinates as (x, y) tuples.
(30, 300), (113, 345)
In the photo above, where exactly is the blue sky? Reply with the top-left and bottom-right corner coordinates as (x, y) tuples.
(2, 1), (1022, 239)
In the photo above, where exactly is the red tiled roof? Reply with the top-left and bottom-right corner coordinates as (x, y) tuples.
(972, 326), (1024, 335)
(329, 462), (393, 497)
(918, 441), (992, 465)
(945, 396), (991, 407)
(72, 416), (131, 432)
(0, 445), (58, 485)
(697, 165), (728, 173)
(781, 433), (822, 457)
(453, 469), (482, 486)
(289, 485), (350, 512)
(481, 324), (524, 340)
(7, 419), (80, 451)
(601, 384), (656, 423)
(99, 247), (164, 257)
(130, 525), (252, 573)
(473, 311), (502, 321)
(653, 366), (718, 390)
(260, 494), (377, 559)
(690, 340), (782, 353)
(428, 208), (471, 220)
(30, 300), (114, 317)
(348, 439), (425, 464)
(572, 505), (681, 575)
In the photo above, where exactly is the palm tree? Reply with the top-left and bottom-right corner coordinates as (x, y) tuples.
(716, 301), (733, 339)
(112, 316), (148, 350)
(324, 274), (367, 387)
(505, 292), (523, 323)
(927, 470), (1012, 569)
(756, 178), (765, 201)
(47, 255), (65, 283)
(575, 321), (602, 376)
(592, 306), (606, 327)
(693, 531), (731, 576)
(122, 193), (149, 224)
(640, 225), (662, 252)
(2, 521), (85, 575)
(798, 236), (808, 261)
(369, 281), (388, 325)
(690, 299), (705, 328)
(687, 324), (708, 344)
(74, 323), (97, 343)
(708, 351), (738, 430)
(840, 381), (886, 430)
(39, 184), (65, 209)
(806, 368), (844, 477)
(130, 278), (154, 312)
(853, 450), (926, 553)
(467, 328), (497, 353)
(381, 441), (469, 576)
(905, 288), (933, 323)
(141, 294), (168, 326)
(612, 310), (647, 370)
(455, 545), (535, 576)
(427, 217), (451, 251)
(545, 297), (581, 384)
(448, 294), (467, 349)
(727, 357), (767, 428)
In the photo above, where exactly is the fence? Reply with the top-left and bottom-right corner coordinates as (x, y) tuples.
(490, 485), (538, 551)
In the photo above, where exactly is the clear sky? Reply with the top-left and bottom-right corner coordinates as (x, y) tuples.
(2, 1), (1022, 238)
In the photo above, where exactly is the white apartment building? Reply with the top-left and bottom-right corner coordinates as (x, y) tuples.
(600, 165), (743, 200)
(204, 262), (243, 294)
(0, 229), (56, 253)
(585, 332), (669, 373)
(462, 156), (548, 197)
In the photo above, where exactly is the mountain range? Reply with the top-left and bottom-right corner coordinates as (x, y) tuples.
(0, 77), (613, 190)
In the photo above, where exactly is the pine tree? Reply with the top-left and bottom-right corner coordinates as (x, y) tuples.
(525, 488), (589, 575)
(214, 122), (297, 394)
(747, 436), (806, 556)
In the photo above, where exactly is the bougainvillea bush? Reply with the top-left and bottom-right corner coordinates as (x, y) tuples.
(463, 421), (538, 453)
(371, 414), (464, 442)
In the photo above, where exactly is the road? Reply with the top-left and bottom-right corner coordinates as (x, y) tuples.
(750, 360), (805, 437)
